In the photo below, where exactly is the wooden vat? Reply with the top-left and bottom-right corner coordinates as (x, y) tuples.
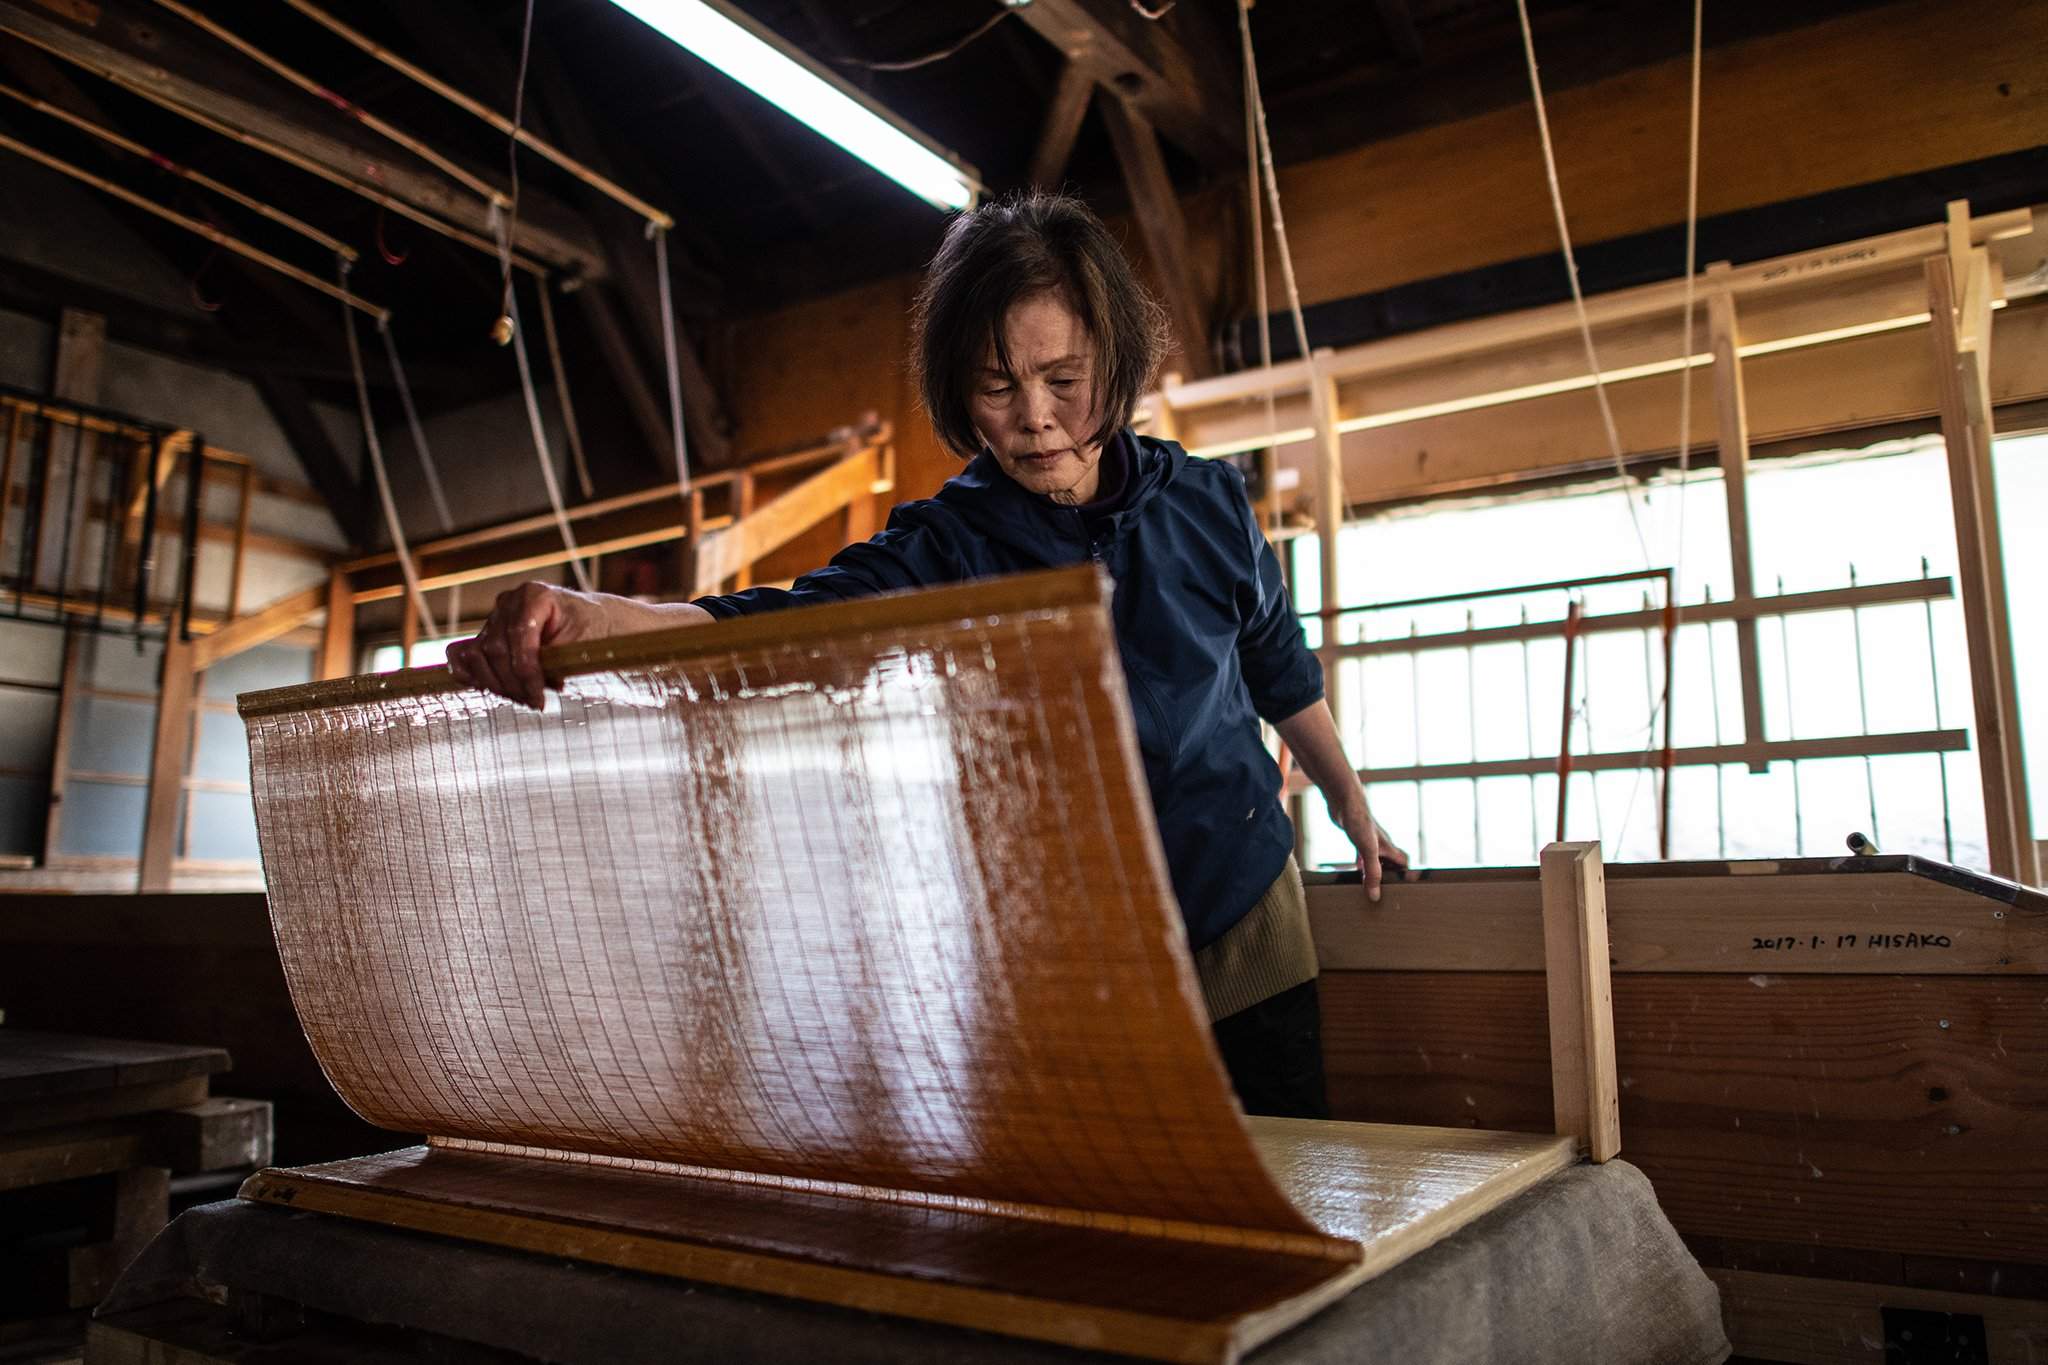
(1311, 856), (2048, 1362)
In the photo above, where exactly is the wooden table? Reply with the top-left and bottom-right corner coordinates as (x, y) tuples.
(1, 1030), (273, 1311)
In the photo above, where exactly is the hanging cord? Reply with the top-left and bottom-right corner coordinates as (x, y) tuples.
(1243, 6), (1276, 450)
(1669, 0), (1704, 606)
(838, 7), (1012, 72)
(652, 223), (693, 493)
(1513, 0), (1652, 570)
(337, 256), (442, 640)
(1610, 0), (1708, 857)
(495, 234), (596, 593)
(377, 314), (462, 628)
(489, 0), (591, 592)
(536, 281), (596, 501)
(1237, 2), (1312, 369)
(491, 0), (539, 347)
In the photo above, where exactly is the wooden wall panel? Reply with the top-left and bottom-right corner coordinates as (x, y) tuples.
(1259, 0), (2048, 309)
(1320, 970), (2048, 1265)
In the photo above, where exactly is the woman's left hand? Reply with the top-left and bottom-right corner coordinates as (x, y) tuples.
(1334, 795), (1412, 903)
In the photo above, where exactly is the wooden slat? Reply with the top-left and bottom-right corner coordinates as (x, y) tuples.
(1708, 266), (1769, 769)
(318, 566), (354, 680)
(1541, 842), (1618, 1161)
(137, 632), (194, 893)
(692, 445), (879, 590)
(1927, 255), (2025, 881)
(189, 583), (327, 670)
(1319, 970), (2048, 1264)
(1309, 866), (2042, 974)
(0, 1031), (228, 1101)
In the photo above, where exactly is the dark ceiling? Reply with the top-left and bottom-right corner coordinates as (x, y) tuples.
(0, 0), (1899, 508)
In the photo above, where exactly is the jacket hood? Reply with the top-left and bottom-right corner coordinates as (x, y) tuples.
(935, 430), (1183, 556)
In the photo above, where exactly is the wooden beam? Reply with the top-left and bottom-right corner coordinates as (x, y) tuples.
(138, 632), (195, 892)
(319, 567), (354, 680)
(40, 630), (82, 862)
(1303, 728), (1970, 791)
(1926, 253), (2030, 883)
(1029, 60), (1094, 191)
(190, 584), (328, 671)
(1309, 862), (2045, 975)
(1318, 575), (1953, 660)
(694, 447), (879, 590)
(1013, 0), (1240, 166)
(1705, 264), (1768, 772)
(0, 0), (603, 277)
(1540, 841), (1618, 1162)
(1099, 91), (1211, 378)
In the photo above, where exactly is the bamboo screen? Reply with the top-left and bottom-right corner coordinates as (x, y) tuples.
(240, 568), (1340, 1250)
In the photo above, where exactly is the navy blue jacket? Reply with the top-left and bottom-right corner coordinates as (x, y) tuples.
(694, 431), (1324, 950)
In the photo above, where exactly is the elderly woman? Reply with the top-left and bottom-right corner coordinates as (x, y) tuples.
(448, 192), (1405, 1119)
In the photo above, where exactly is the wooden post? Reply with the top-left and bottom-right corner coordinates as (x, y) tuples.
(139, 631), (196, 892)
(1926, 251), (2031, 882)
(319, 566), (355, 680)
(1554, 600), (1583, 843)
(732, 471), (756, 591)
(1706, 264), (1768, 773)
(1541, 840), (1619, 1162)
(680, 487), (704, 598)
(1309, 351), (1346, 720)
(398, 588), (419, 670)
(40, 630), (82, 862)
(1028, 59), (1093, 191)
(227, 460), (254, 619)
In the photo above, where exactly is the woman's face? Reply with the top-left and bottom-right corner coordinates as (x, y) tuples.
(969, 292), (1103, 505)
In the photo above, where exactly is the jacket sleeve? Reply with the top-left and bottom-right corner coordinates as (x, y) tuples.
(692, 502), (968, 619)
(1227, 468), (1325, 723)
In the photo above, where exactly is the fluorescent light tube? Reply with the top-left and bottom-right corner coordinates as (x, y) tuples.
(608, 0), (981, 211)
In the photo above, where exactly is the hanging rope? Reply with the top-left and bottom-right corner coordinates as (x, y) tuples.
(1242, 5), (1276, 451)
(490, 0), (592, 593)
(536, 281), (596, 502)
(1236, 2), (1312, 370)
(377, 315), (463, 628)
(1608, 0), (1709, 857)
(653, 223), (693, 492)
(495, 229), (595, 593)
(1512, 0), (1652, 570)
(1669, 0), (1705, 599)
(337, 257), (441, 641)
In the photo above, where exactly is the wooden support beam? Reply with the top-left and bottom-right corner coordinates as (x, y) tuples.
(694, 447), (880, 590)
(138, 632), (195, 892)
(1926, 252), (2031, 884)
(1013, 0), (1240, 166)
(41, 630), (83, 862)
(1706, 264), (1769, 773)
(191, 584), (329, 671)
(1308, 353), (1346, 722)
(318, 567), (354, 680)
(1540, 841), (1618, 1163)
(0, 0), (603, 277)
(1099, 91), (1211, 378)
(1943, 204), (2036, 887)
(1029, 60), (1094, 191)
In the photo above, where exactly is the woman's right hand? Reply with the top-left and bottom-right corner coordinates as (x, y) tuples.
(446, 582), (616, 710)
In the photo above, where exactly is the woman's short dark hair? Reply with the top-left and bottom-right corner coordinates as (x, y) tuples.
(913, 191), (1170, 458)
